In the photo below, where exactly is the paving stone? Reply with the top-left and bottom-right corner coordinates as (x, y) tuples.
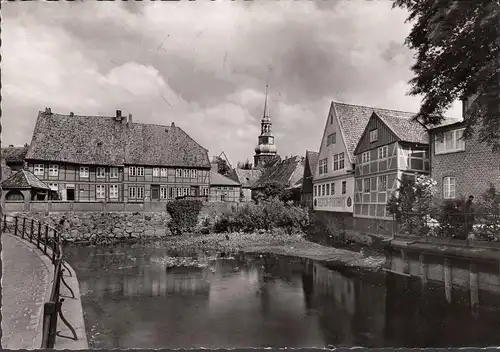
(1, 234), (50, 350)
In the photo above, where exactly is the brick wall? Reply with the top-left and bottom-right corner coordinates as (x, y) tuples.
(431, 127), (500, 201)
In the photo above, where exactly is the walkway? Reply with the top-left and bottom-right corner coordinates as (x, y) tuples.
(1, 233), (51, 349)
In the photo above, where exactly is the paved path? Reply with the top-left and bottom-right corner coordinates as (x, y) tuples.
(1, 233), (50, 350)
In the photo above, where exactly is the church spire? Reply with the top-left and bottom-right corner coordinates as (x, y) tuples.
(254, 84), (277, 168)
(263, 84), (269, 118)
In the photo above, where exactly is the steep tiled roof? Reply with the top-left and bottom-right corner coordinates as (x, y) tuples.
(2, 169), (50, 190)
(229, 168), (263, 188)
(254, 156), (305, 189)
(2, 145), (28, 163)
(374, 110), (428, 144)
(305, 150), (319, 174)
(210, 171), (241, 186)
(332, 102), (417, 161)
(427, 118), (464, 131)
(26, 111), (211, 168)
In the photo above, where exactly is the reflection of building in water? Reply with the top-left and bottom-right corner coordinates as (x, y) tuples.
(313, 263), (356, 314)
(165, 267), (210, 296)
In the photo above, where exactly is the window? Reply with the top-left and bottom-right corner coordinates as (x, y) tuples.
(443, 177), (456, 199)
(110, 185), (119, 199)
(378, 146), (388, 159)
(48, 165), (58, 177)
(176, 169), (182, 177)
(97, 167), (106, 178)
(369, 129), (378, 143)
(326, 132), (336, 146)
(129, 167), (136, 177)
(363, 178), (371, 193)
(435, 128), (465, 154)
(160, 168), (168, 177)
(153, 168), (160, 177)
(362, 151), (370, 164)
(331, 183), (335, 195)
(129, 187), (136, 199)
(326, 183), (330, 195)
(333, 153), (344, 171)
(160, 187), (168, 199)
(34, 164), (44, 176)
(191, 169), (197, 178)
(137, 167), (144, 177)
(110, 167), (118, 178)
(341, 181), (347, 195)
(48, 183), (58, 191)
(96, 185), (105, 199)
(137, 187), (144, 199)
(314, 185), (317, 197)
(169, 187), (174, 199)
(321, 184), (325, 196)
(318, 158), (328, 175)
(176, 188), (182, 197)
(203, 187), (209, 196)
(378, 175), (387, 191)
(183, 188), (189, 196)
(80, 166), (89, 178)
(183, 170), (190, 178)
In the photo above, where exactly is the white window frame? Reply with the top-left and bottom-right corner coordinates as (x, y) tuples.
(176, 188), (182, 197)
(96, 185), (106, 199)
(333, 152), (344, 170)
(80, 166), (89, 178)
(48, 164), (58, 177)
(110, 184), (119, 199)
(362, 151), (371, 164)
(34, 164), (44, 176)
(129, 186), (136, 199)
(443, 177), (456, 199)
(110, 167), (118, 179)
(48, 183), (58, 191)
(363, 178), (371, 193)
(369, 129), (378, 143)
(176, 169), (182, 178)
(137, 167), (144, 177)
(314, 185), (317, 197)
(378, 175), (387, 191)
(183, 170), (190, 178)
(326, 183), (330, 195)
(160, 168), (168, 177)
(341, 181), (347, 195)
(378, 146), (388, 159)
(160, 187), (168, 199)
(129, 166), (136, 177)
(137, 186), (144, 199)
(183, 188), (189, 196)
(318, 158), (328, 175)
(435, 128), (466, 155)
(331, 183), (335, 195)
(191, 169), (197, 178)
(153, 168), (160, 177)
(96, 167), (106, 178)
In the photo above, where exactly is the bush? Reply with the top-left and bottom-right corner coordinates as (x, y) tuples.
(166, 199), (203, 235)
(435, 197), (468, 239)
(213, 197), (309, 234)
(474, 183), (500, 241)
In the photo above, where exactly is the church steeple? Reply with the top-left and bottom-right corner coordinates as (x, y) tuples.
(254, 84), (277, 168)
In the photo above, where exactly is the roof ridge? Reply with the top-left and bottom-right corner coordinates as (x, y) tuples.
(332, 101), (417, 116)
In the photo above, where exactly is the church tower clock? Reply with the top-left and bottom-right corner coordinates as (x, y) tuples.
(254, 85), (278, 168)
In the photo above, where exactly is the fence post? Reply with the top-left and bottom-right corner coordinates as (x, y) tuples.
(51, 229), (56, 263)
(14, 217), (18, 237)
(30, 219), (34, 242)
(44, 225), (49, 255)
(37, 222), (42, 249)
(21, 217), (26, 239)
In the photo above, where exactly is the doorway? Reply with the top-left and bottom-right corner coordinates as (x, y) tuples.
(151, 185), (160, 200)
(67, 189), (75, 201)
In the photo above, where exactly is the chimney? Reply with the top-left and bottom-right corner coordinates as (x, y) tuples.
(116, 110), (122, 120)
(45, 107), (51, 115)
(171, 122), (175, 127)
(128, 114), (133, 125)
(70, 112), (74, 117)
(211, 162), (218, 173)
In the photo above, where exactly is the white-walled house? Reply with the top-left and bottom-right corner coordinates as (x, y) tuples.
(312, 102), (375, 214)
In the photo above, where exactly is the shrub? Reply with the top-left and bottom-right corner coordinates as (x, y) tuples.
(166, 199), (203, 235)
(435, 197), (468, 239)
(474, 183), (500, 241)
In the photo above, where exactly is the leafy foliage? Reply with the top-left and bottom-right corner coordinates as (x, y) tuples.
(434, 197), (468, 239)
(393, 0), (500, 151)
(474, 183), (500, 240)
(213, 197), (309, 234)
(213, 156), (232, 176)
(237, 159), (253, 170)
(166, 199), (204, 235)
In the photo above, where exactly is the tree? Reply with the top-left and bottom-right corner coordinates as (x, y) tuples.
(237, 159), (253, 170)
(213, 156), (231, 176)
(393, 0), (500, 151)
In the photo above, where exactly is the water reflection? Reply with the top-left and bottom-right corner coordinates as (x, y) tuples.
(65, 244), (500, 349)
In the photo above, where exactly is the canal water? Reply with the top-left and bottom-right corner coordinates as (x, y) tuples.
(65, 244), (500, 349)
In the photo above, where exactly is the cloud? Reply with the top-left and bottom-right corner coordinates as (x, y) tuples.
(2, 0), (462, 165)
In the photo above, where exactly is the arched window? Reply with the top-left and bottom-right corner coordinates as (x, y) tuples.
(5, 190), (24, 201)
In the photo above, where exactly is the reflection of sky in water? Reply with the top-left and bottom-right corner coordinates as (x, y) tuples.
(66, 245), (500, 349)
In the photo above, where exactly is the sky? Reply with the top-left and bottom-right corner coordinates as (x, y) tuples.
(2, 0), (462, 167)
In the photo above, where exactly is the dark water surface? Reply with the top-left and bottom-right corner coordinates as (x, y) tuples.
(65, 244), (500, 349)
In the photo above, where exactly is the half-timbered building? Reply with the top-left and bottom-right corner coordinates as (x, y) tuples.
(300, 150), (318, 209)
(353, 110), (430, 223)
(25, 108), (211, 203)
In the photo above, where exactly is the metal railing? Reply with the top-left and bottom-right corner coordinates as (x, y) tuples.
(2, 215), (78, 349)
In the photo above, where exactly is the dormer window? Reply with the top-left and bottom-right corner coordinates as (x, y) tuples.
(369, 129), (378, 143)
